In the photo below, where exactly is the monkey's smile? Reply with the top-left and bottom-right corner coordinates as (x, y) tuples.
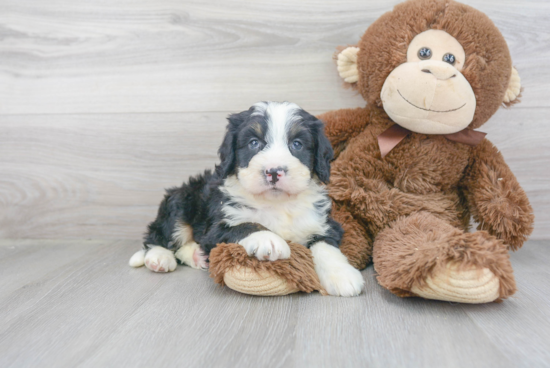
(398, 90), (466, 113)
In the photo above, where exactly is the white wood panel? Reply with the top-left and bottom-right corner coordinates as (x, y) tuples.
(0, 0), (548, 240)
(0, 112), (226, 239)
(0, 0), (549, 114)
(0, 107), (548, 240)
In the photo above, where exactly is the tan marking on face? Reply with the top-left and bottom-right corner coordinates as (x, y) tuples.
(251, 122), (263, 136)
(288, 121), (305, 138)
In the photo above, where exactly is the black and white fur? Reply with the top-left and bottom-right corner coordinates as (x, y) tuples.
(129, 102), (364, 296)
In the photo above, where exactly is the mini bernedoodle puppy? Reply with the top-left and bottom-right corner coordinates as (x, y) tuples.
(129, 102), (364, 296)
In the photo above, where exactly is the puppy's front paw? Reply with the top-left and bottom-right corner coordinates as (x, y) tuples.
(192, 248), (209, 270)
(175, 242), (209, 270)
(238, 231), (291, 261)
(318, 263), (364, 297)
(129, 249), (146, 267)
(144, 246), (177, 273)
(311, 242), (364, 297)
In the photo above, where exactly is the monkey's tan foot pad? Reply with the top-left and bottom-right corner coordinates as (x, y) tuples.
(224, 266), (299, 296)
(209, 242), (326, 296)
(411, 262), (500, 303)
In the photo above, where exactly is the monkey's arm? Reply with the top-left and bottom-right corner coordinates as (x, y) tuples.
(317, 108), (371, 158)
(462, 139), (534, 250)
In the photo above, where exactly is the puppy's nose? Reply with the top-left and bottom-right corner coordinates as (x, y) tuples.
(265, 167), (285, 184)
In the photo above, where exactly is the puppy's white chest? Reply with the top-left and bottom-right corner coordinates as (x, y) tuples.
(221, 177), (330, 245)
(237, 205), (324, 244)
(222, 199), (329, 246)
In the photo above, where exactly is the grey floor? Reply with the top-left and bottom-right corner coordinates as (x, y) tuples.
(0, 239), (549, 368)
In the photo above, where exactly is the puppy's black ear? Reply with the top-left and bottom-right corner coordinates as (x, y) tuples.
(312, 119), (334, 184)
(217, 128), (236, 178)
(217, 109), (250, 178)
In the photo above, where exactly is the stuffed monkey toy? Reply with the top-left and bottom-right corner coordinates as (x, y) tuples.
(210, 0), (534, 303)
(322, 0), (534, 302)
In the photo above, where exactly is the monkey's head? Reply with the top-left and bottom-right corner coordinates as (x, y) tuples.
(336, 0), (521, 134)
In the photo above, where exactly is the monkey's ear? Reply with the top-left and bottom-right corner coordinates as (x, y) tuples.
(503, 66), (522, 104)
(336, 46), (360, 84)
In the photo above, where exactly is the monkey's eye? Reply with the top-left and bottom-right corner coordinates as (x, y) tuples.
(443, 53), (456, 65)
(248, 139), (260, 149)
(291, 140), (303, 151)
(418, 47), (432, 60)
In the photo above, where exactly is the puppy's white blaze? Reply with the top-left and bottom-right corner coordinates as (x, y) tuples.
(252, 101), (268, 116)
(252, 101), (300, 147)
(221, 176), (330, 245)
(129, 249), (145, 267)
(238, 230), (291, 261)
(311, 242), (364, 297)
(144, 246), (177, 273)
(266, 102), (300, 146)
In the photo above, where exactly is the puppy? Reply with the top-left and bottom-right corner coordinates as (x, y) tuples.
(129, 102), (364, 296)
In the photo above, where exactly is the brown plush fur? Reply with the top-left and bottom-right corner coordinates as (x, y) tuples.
(319, 0), (534, 301)
(372, 211), (516, 300)
(355, 0), (512, 130)
(210, 242), (326, 294)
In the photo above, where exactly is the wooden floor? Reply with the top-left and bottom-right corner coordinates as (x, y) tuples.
(0, 239), (548, 368)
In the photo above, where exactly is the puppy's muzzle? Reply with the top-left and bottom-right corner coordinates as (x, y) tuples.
(265, 167), (286, 185)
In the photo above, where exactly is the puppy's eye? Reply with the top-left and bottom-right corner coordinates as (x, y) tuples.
(291, 140), (303, 151)
(442, 53), (456, 65)
(418, 47), (432, 60)
(248, 139), (260, 149)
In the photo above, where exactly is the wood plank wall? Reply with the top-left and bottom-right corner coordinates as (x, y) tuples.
(1, 0), (549, 239)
